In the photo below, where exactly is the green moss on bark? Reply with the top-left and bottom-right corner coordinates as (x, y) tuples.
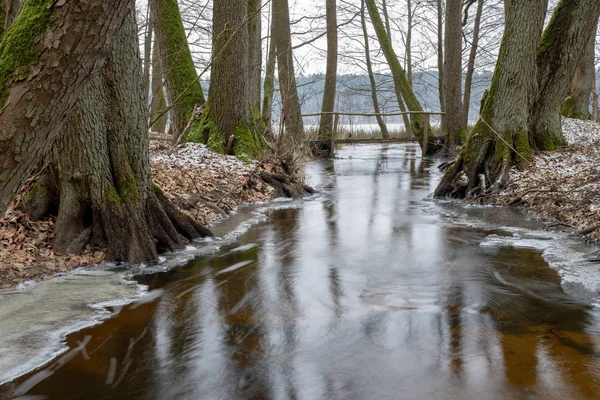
(0, 0), (56, 103)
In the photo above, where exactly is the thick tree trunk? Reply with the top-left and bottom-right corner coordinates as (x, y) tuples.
(463, 0), (483, 129)
(562, 27), (596, 119)
(435, 0), (547, 198)
(273, 0), (305, 140)
(531, 0), (600, 150)
(317, 0), (338, 141)
(444, 0), (464, 147)
(150, 28), (169, 133)
(437, 0), (446, 134)
(48, 12), (211, 262)
(150, 0), (204, 141)
(0, 0), (135, 215)
(247, 0), (262, 119)
(366, 0), (435, 154)
(360, 0), (389, 139)
(200, 0), (263, 158)
(262, 5), (277, 130)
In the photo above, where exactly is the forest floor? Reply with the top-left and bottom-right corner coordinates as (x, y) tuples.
(489, 118), (600, 243)
(0, 141), (302, 288)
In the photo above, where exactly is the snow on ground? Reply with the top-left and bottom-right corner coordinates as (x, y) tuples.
(493, 118), (600, 243)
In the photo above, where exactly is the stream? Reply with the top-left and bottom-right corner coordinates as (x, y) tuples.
(2, 143), (600, 399)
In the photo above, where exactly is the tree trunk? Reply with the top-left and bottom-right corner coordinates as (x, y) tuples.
(150, 26), (169, 133)
(366, 0), (435, 153)
(381, 0), (412, 136)
(49, 12), (211, 262)
(435, 0), (547, 198)
(142, 6), (153, 108)
(360, 0), (389, 139)
(437, 0), (446, 134)
(199, 0), (263, 158)
(318, 0), (338, 141)
(562, 26), (596, 120)
(531, 0), (600, 150)
(149, 0), (205, 141)
(262, 3), (277, 130)
(463, 0), (483, 129)
(2, 0), (19, 32)
(406, 0), (413, 86)
(444, 0), (464, 147)
(0, 0), (136, 215)
(247, 0), (262, 119)
(273, 0), (305, 140)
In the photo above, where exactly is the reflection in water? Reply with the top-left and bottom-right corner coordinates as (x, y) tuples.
(2, 144), (600, 400)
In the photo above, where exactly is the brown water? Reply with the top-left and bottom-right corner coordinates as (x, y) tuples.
(2, 144), (600, 400)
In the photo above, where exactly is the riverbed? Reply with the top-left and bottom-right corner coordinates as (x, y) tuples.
(2, 143), (600, 399)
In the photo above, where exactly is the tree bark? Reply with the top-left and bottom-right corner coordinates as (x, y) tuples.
(142, 6), (153, 108)
(0, 0), (136, 215)
(149, 0), (205, 140)
(437, 0), (446, 134)
(273, 0), (305, 140)
(366, 0), (435, 154)
(150, 25), (169, 133)
(247, 0), (262, 119)
(49, 12), (211, 262)
(435, 0), (547, 198)
(318, 0), (338, 141)
(262, 3), (277, 130)
(199, 0), (263, 158)
(381, 0), (411, 136)
(531, 0), (600, 150)
(360, 0), (389, 139)
(463, 0), (483, 129)
(562, 25), (596, 119)
(444, 0), (464, 147)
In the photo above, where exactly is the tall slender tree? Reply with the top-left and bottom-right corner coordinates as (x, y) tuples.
(149, 0), (205, 140)
(463, 0), (483, 129)
(318, 0), (338, 141)
(247, 0), (263, 119)
(444, 0), (464, 147)
(262, 3), (277, 130)
(360, 0), (389, 139)
(366, 0), (434, 153)
(273, 0), (304, 139)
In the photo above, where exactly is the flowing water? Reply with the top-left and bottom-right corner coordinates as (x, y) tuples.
(2, 144), (600, 400)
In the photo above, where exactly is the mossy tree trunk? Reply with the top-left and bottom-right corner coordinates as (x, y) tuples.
(199, 0), (264, 159)
(381, 0), (411, 137)
(150, 0), (204, 141)
(360, 0), (389, 139)
(317, 0), (338, 141)
(273, 0), (304, 140)
(531, 0), (600, 150)
(2, 0), (20, 32)
(562, 23), (596, 120)
(435, 0), (547, 198)
(44, 12), (211, 262)
(0, 0), (136, 215)
(366, 0), (435, 154)
(444, 0), (464, 148)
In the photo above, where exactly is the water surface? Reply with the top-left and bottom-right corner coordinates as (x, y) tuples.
(2, 144), (600, 400)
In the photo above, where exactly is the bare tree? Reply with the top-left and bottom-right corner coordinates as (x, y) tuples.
(318, 0), (338, 140)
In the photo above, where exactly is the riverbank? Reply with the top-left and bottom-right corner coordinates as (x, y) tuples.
(0, 141), (309, 289)
(489, 118), (600, 243)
